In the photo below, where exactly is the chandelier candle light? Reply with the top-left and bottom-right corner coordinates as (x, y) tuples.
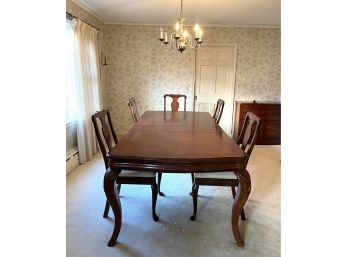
(159, 0), (203, 53)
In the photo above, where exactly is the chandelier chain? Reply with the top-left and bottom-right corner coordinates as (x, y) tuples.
(180, 0), (183, 15)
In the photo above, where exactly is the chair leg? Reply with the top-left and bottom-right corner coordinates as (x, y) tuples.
(104, 180), (119, 218)
(189, 173), (195, 196)
(190, 182), (199, 221)
(158, 172), (165, 196)
(231, 186), (246, 221)
(103, 200), (110, 218)
(231, 186), (236, 198)
(240, 208), (246, 221)
(151, 182), (159, 221)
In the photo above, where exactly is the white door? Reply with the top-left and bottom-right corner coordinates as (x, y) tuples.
(194, 45), (237, 137)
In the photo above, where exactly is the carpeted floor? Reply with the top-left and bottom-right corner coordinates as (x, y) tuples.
(67, 145), (280, 257)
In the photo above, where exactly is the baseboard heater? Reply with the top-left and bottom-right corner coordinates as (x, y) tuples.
(66, 148), (79, 175)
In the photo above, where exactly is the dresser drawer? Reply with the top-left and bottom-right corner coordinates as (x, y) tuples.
(234, 101), (281, 145)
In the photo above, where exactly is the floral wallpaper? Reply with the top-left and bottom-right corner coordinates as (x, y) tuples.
(66, 1), (280, 135)
(105, 25), (280, 134)
(105, 25), (195, 133)
(203, 27), (281, 102)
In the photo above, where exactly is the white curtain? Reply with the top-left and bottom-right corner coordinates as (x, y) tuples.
(73, 20), (102, 163)
(66, 19), (78, 124)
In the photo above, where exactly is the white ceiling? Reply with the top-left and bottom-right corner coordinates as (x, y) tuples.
(72, 0), (280, 27)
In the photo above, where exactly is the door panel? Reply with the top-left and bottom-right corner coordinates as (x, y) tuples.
(217, 51), (230, 61)
(201, 49), (217, 61)
(199, 66), (216, 94)
(216, 66), (229, 94)
(197, 102), (215, 114)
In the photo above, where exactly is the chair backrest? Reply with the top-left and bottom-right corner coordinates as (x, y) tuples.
(91, 109), (118, 169)
(212, 99), (225, 124)
(164, 94), (187, 112)
(128, 97), (140, 123)
(237, 112), (261, 161)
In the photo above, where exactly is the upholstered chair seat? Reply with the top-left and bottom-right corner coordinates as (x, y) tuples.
(92, 109), (159, 221)
(193, 172), (237, 180)
(190, 111), (261, 222)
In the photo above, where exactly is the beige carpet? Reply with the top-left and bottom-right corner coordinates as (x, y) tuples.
(67, 145), (280, 257)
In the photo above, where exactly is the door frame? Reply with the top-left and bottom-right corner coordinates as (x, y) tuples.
(193, 43), (238, 135)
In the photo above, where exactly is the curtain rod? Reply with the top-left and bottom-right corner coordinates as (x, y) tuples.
(66, 12), (101, 31)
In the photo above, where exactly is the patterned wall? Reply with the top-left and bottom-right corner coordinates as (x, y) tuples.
(105, 25), (195, 133)
(105, 25), (281, 134)
(203, 27), (281, 101)
(66, 1), (280, 135)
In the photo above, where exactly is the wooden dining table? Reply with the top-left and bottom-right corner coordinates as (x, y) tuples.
(105, 111), (251, 247)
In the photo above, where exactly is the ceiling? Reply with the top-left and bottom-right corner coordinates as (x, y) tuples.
(72, 0), (280, 27)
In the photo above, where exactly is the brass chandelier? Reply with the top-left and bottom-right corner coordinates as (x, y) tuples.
(158, 0), (203, 53)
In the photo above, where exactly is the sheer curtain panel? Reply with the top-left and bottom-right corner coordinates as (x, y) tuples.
(66, 19), (78, 124)
(74, 20), (102, 163)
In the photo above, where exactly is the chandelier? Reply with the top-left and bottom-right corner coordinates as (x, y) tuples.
(158, 0), (203, 53)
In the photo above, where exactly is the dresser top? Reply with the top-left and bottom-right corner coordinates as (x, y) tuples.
(235, 101), (281, 105)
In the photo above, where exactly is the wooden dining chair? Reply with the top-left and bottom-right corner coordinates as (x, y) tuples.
(128, 97), (140, 123)
(158, 94), (188, 197)
(127, 97), (164, 197)
(212, 99), (225, 124)
(164, 94), (187, 112)
(190, 99), (225, 186)
(91, 109), (159, 221)
(190, 112), (261, 221)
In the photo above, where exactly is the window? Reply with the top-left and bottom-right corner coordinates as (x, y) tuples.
(65, 16), (102, 163)
(66, 19), (77, 124)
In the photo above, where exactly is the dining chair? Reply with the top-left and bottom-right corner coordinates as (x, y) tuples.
(212, 99), (225, 124)
(158, 94), (188, 197)
(128, 97), (140, 122)
(189, 99), (225, 186)
(91, 109), (159, 221)
(128, 97), (164, 197)
(190, 111), (261, 221)
(164, 94), (187, 112)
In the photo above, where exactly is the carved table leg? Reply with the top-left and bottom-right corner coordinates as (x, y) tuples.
(104, 168), (122, 247)
(231, 169), (251, 247)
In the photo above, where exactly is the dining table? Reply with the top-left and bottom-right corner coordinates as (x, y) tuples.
(104, 111), (251, 247)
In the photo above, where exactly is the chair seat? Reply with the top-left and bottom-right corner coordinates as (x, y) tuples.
(194, 171), (237, 179)
(119, 170), (156, 178)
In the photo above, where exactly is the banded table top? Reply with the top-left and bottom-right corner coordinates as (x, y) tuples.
(108, 111), (247, 170)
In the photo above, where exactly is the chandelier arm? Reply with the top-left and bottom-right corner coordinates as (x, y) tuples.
(175, 38), (180, 51)
(162, 43), (171, 51)
(158, 0), (203, 53)
(194, 43), (201, 51)
(169, 34), (175, 51)
(186, 33), (199, 51)
(163, 42), (173, 51)
(161, 33), (175, 51)
(188, 34), (194, 49)
(188, 42), (200, 51)
(168, 33), (176, 51)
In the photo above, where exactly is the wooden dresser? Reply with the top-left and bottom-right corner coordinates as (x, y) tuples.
(233, 101), (281, 145)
